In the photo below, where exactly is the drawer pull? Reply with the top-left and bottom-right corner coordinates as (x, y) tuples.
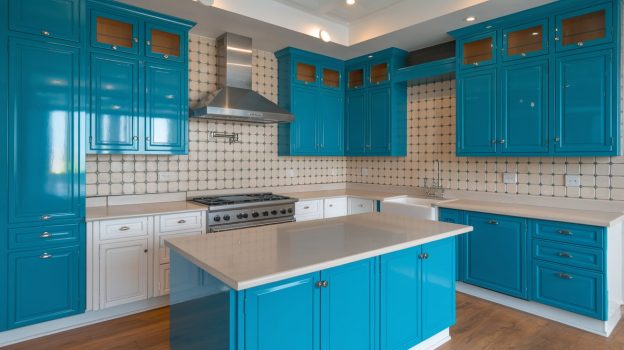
(329, 204), (333, 207)
(358, 204), (364, 208)
(557, 273), (573, 280)
(119, 226), (130, 231)
(557, 229), (573, 236)
(40, 253), (53, 259)
(40, 232), (51, 238)
(557, 252), (573, 259)
(303, 206), (310, 209)
(177, 219), (187, 224)
(487, 220), (498, 225)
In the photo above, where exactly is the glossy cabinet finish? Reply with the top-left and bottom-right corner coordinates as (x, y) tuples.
(464, 213), (528, 299)
(9, 0), (81, 42)
(555, 4), (613, 52)
(503, 20), (549, 61)
(318, 90), (344, 154)
(145, 23), (186, 63)
(421, 238), (456, 340)
(291, 85), (320, 154)
(459, 32), (496, 69)
(8, 38), (81, 224)
(457, 69), (497, 155)
(439, 208), (464, 282)
(295, 60), (318, 86)
(346, 90), (367, 154)
(89, 53), (140, 152)
(90, 10), (139, 54)
(7, 245), (82, 329)
(321, 67), (341, 90)
(368, 86), (391, 154)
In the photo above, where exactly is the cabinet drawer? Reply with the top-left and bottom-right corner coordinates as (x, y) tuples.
(295, 200), (323, 221)
(348, 197), (374, 215)
(9, 223), (81, 250)
(533, 240), (604, 272)
(99, 217), (149, 240)
(157, 231), (201, 264)
(158, 212), (203, 233)
(532, 261), (605, 320)
(324, 197), (348, 218)
(532, 220), (604, 248)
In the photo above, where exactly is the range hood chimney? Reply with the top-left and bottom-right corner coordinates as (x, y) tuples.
(190, 33), (293, 123)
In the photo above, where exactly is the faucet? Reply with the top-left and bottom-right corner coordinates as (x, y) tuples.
(423, 161), (445, 198)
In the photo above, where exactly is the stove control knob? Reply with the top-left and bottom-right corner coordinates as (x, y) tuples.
(223, 215), (230, 221)
(237, 213), (244, 219)
(213, 216), (221, 222)
(263, 211), (269, 216)
(271, 210), (278, 215)
(280, 209), (287, 214)
(287, 208), (293, 214)
(252, 212), (259, 218)
(242, 213), (249, 219)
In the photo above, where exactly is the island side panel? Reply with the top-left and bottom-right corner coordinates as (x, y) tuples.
(170, 251), (238, 350)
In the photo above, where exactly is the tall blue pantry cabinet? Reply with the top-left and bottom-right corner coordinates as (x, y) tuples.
(0, 0), (194, 332)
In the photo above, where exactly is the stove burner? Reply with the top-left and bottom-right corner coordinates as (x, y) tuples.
(192, 193), (293, 206)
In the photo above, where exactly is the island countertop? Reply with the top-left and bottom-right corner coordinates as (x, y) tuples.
(165, 212), (472, 291)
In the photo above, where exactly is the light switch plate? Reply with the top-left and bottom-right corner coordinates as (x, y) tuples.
(565, 175), (581, 187)
(503, 173), (518, 184)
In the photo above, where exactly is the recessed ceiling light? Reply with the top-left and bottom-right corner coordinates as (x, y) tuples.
(465, 16), (476, 22)
(319, 30), (331, 42)
(346, 0), (355, 5)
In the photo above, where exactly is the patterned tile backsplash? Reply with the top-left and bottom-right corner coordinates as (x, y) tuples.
(87, 34), (624, 201)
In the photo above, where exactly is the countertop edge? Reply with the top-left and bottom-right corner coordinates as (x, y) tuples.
(165, 225), (473, 291)
(86, 203), (208, 222)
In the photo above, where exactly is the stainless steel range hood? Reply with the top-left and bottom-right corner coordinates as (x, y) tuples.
(191, 33), (293, 123)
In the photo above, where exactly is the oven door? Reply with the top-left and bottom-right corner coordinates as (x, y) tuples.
(209, 217), (295, 232)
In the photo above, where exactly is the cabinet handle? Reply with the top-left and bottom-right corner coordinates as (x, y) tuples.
(177, 219), (187, 224)
(134, 37), (138, 43)
(557, 273), (573, 280)
(40, 253), (53, 259)
(499, 139), (506, 144)
(329, 204), (333, 207)
(491, 139), (497, 144)
(419, 253), (429, 260)
(147, 40), (151, 46)
(557, 252), (573, 259)
(40, 232), (51, 238)
(322, 281), (328, 288)
(316, 281), (329, 288)
(112, 45), (118, 50)
(557, 229), (572, 236)
(41, 215), (51, 221)
(577, 42), (584, 47)
(303, 206), (310, 209)
(119, 226), (130, 231)
(554, 136), (561, 142)
(554, 36), (560, 41)
(41, 30), (51, 36)
(358, 204), (364, 208)
(472, 62), (479, 67)
(487, 220), (498, 225)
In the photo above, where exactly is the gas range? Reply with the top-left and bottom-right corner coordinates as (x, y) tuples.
(191, 193), (297, 232)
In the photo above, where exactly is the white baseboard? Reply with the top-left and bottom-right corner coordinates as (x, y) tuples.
(0, 296), (170, 347)
(409, 328), (451, 350)
(457, 282), (621, 337)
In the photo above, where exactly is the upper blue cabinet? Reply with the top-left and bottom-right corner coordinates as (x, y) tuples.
(451, 0), (620, 157)
(9, 0), (81, 42)
(86, 0), (195, 154)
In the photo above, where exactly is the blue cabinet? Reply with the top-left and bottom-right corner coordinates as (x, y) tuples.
(9, 0), (81, 42)
(555, 50), (614, 154)
(145, 22), (188, 63)
(464, 212), (528, 299)
(458, 32), (497, 69)
(290, 85), (321, 155)
(368, 86), (391, 154)
(318, 90), (344, 155)
(346, 89), (367, 155)
(439, 208), (465, 281)
(421, 238), (456, 339)
(555, 3), (613, 52)
(8, 37), (82, 225)
(7, 245), (83, 329)
(457, 68), (497, 155)
(89, 9), (140, 55)
(320, 259), (377, 350)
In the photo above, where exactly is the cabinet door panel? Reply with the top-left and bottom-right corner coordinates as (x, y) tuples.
(8, 246), (82, 329)
(368, 86), (390, 155)
(555, 50), (613, 153)
(145, 63), (187, 153)
(380, 246), (421, 350)
(346, 90), (367, 155)
(89, 54), (140, 152)
(292, 86), (319, 154)
(501, 61), (549, 154)
(8, 38), (81, 224)
(99, 240), (149, 308)
(245, 273), (320, 350)
(9, 0), (80, 42)
(90, 10), (139, 55)
(145, 23), (186, 63)
(556, 4), (613, 52)
(457, 69), (497, 155)
(318, 91), (343, 155)
(321, 259), (376, 350)
(460, 33), (496, 69)
(438, 209), (463, 282)
(464, 213), (527, 299)
(422, 237), (456, 339)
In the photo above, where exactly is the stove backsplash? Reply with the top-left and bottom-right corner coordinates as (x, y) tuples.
(87, 34), (624, 202)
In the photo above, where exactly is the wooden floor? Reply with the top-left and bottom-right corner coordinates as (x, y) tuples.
(5, 293), (624, 350)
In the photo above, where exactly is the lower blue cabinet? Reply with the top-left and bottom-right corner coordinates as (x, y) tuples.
(463, 212), (528, 299)
(438, 208), (464, 281)
(7, 245), (83, 329)
(422, 238), (456, 339)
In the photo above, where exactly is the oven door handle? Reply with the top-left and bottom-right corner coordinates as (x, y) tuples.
(209, 218), (295, 232)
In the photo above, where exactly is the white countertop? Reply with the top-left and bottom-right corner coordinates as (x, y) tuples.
(86, 201), (207, 221)
(280, 189), (406, 201)
(437, 199), (624, 227)
(165, 212), (472, 291)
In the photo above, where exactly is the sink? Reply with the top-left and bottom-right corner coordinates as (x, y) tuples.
(382, 197), (455, 221)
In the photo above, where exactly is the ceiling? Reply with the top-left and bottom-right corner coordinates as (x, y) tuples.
(119, 0), (558, 60)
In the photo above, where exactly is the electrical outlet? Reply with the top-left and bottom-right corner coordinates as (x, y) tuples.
(287, 169), (297, 177)
(503, 173), (518, 184)
(158, 172), (176, 182)
(361, 168), (369, 176)
(565, 175), (581, 187)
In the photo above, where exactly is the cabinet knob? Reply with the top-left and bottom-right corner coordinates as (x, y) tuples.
(112, 45), (118, 50)
(144, 249), (148, 253)
(177, 219), (187, 224)
(164, 54), (169, 59)
(554, 36), (560, 41)
(133, 136), (139, 141)
(577, 42), (584, 47)
(146, 136), (151, 141)
(473, 62), (479, 67)
(134, 37), (139, 43)
(147, 40), (151, 46)
(316, 281), (329, 288)
(119, 226), (130, 231)
(329, 204), (333, 207)
(418, 253), (429, 260)
(557, 252), (573, 259)
(557, 273), (573, 280)
(40, 232), (51, 238)
(491, 139), (497, 144)
(40, 253), (53, 259)
(499, 139), (506, 144)
(41, 30), (51, 36)
(554, 136), (561, 142)
(521, 52), (527, 57)
(487, 220), (498, 225)
(41, 215), (51, 221)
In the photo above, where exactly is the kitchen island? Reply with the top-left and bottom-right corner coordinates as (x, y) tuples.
(165, 212), (472, 350)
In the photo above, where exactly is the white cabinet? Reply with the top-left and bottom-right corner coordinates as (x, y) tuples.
(99, 239), (150, 309)
(324, 197), (348, 218)
(158, 264), (171, 296)
(295, 199), (324, 222)
(348, 197), (374, 215)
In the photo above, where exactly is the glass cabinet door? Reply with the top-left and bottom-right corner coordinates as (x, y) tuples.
(370, 62), (389, 85)
(460, 33), (496, 69)
(556, 4), (612, 51)
(146, 24), (186, 62)
(321, 68), (340, 89)
(91, 11), (139, 54)
(348, 67), (365, 89)
(503, 21), (548, 61)
(295, 61), (318, 85)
